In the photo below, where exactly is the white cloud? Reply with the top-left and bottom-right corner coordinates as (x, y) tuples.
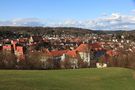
(0, 18), (44, 26)
(1, 11), (135, 30)
(131, 9), (135, 13)
(49, 13), (135, 30)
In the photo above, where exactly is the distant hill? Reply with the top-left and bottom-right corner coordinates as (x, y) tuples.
(0, 26), (135, 36)
(0, 26), (93, 36)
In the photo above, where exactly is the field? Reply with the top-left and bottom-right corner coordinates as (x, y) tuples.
(0, 68), (135, 90)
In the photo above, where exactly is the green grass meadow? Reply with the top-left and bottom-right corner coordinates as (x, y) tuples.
(0, 68), (135, 90)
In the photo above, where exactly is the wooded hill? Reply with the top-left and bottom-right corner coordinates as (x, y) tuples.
(0, 26), (135, 39)
(0, 26), (92, 36)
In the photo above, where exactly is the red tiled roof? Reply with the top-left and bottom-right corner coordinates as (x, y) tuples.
(3, 45), (12, 50)
(75, 43), (102, 52)
(106, 50), (118, 56)
(40, 43), (102, 58)
(75, 44), (88, 52)
(11, 40), (18, 44)
(19, 38), (27, 43)
(50, 50), (69, 57)
(16, 46), (23, 53)
(66, 50), (77, 58)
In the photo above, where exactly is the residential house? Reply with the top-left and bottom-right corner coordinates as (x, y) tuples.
(75, 44), (90, 65)
(29, 36), (43, 44)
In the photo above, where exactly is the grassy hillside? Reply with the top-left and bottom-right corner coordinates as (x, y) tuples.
(0, 68), (135, 90)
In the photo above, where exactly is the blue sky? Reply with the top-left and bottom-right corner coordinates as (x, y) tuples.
(0, 0), (135, 30)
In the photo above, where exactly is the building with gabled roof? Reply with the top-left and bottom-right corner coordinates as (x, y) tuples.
(29, 36), (43, 44)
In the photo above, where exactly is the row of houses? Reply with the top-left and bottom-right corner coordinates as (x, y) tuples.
(1, 33), (134, 68)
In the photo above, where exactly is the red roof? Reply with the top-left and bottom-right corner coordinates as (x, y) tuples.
(19, 38), (27, 43)
(11, 40), (18, 44)
(50, 50), (68, 57)
(3, 45), (12, 50)
(106, 50), (118, 56)
(66, 50), (77, 58)
(16, 46), (24, 54)
(75, 43), (101, 52)
(75, 44), (88, 52)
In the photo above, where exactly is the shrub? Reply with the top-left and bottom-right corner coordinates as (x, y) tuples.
(0, 51), (17, 69)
